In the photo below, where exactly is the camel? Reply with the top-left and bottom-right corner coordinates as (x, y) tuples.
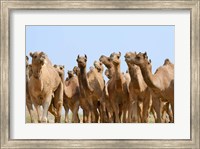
(73, 66), (90, 123)
(125, 52), (152, 123)
(105, 52), (129, 123)
(74, 60), (93, 123)
(99, 54), (129, 123)
(130, 52), (174, 122)
(53, 65), (65, 82)
(28, 52), (63, 123)
(26, 56), (37, 123)
(76, 55), (105, 123)
(89, 61), (106, 122)
(101, 69), (114, 122)
(63, 69), (80, 123)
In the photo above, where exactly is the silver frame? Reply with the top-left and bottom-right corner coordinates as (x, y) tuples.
(1, 0), (199, 148)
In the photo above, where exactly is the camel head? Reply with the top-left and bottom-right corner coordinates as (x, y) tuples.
(130, 52), (150, 67)
(76, 54), (87, 68)
(67, 70), (74, 78)
(73, 66), (80, 76)
(29, 51), (48, 78)
(131, 52), (153, 73)
(54, 65), (65, 77)
(104, 69), (111, 79)
(110, 52), (121, 66)
(99, 55), (112, 69)
(94, 61), (104, 73)
(124, 52), (137, 66)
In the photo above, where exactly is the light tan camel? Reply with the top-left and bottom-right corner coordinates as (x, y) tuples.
(63, 69), (80, 123)
(106, 52), (129, 123)
(125, 52), (152, 123)
(101, 69), (114, 122)
(89, 61), (106, 122)
(28, 52), (63, 123)
(26, 56), (37, 123)
(130, 52), (174, 122)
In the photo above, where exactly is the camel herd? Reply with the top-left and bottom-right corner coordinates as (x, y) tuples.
(26, 51), (174, 123)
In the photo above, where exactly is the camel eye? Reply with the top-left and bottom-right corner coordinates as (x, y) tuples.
(136, 56), (140, 60)
(33, 55), (37, 59)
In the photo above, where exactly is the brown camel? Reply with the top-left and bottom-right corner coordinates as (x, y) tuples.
(73, 66), (90, 123)
(28, 52), (63, 123)
(99, 54), (128, 123)
(99, 55), (116, 122)
(75, 55), (95, 123)
(130, 52), (174, 122)
(76, 55), (105, 123)
(26, 56), (37, 123)
(106, 52), (129, 123)
(125, 52), (152, 123)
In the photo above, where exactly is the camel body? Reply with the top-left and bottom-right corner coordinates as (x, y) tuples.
(28, 52), (63, 123)
(131, 52), (174, 122)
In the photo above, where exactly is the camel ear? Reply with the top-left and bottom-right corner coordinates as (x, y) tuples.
(119, 52), (121, 57)
(76, 55), (79, 62)
(40, 52), (45, 56)
(84, 54), (87, 62)
(148, 59), (151, 64)
(26, 56), (29, 61)
(54, 64), (57, 68)
(143, 52), (148, 59)
(62, 65), (65, 69)
(30, 52), (33, 58)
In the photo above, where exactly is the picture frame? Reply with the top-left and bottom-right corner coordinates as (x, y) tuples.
(1, 0), (199, 148)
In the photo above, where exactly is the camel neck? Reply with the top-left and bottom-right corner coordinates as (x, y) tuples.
(80, 67), (86, 75)
(114, 65), (121, 77)
(113, 64), (123, 89)
(140, 65), (158, 89)
(129, 66), (140, 88)
(129, 65), (147, 91)
(78, 67), (92, 96)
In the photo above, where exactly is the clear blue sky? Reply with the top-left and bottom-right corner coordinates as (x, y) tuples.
(26, 26), (174, 79)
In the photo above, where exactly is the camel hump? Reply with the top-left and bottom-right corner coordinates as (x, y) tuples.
(163, 58), (171, 65)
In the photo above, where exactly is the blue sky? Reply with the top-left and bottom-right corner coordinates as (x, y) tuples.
(26, 26), (174, 80)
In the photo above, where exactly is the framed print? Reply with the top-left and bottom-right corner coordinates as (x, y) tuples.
(1, 0), (199, 148)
